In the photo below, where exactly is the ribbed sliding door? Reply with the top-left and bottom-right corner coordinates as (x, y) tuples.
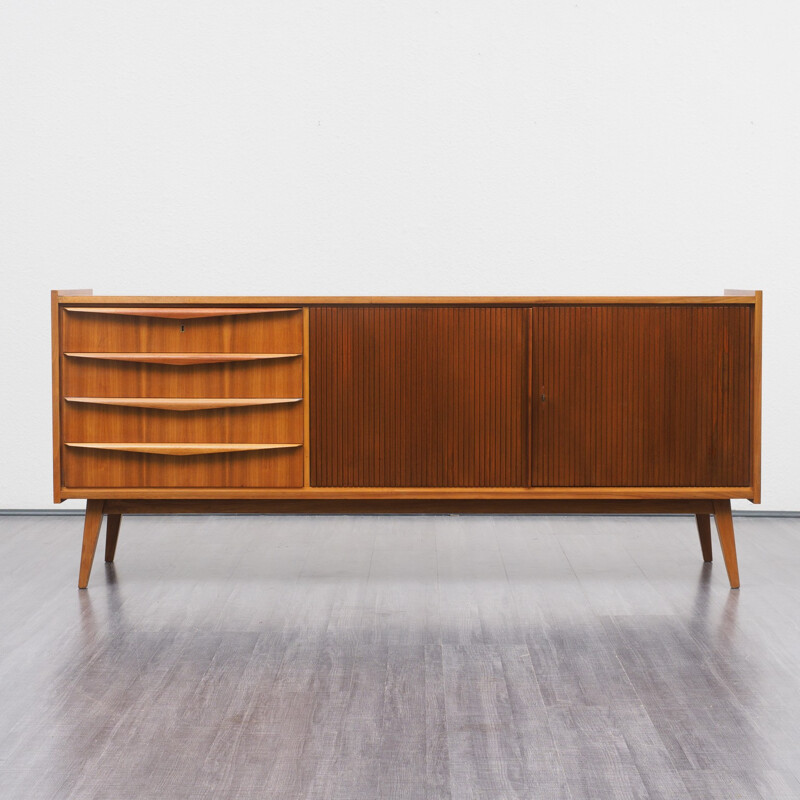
(310, 306), (528, 487)
(530, 304), (753, 487)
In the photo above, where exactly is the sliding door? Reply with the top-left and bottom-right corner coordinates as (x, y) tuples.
(530, 304), (752, 487)
(310, 306), (528, 487)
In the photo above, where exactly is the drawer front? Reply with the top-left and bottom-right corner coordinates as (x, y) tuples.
(63, 446), (303, 488)
(63, 399), (303, 444)
(61, 357), (303, 398)
(57, 304), (307, 492)
(62, 306), (303, 353)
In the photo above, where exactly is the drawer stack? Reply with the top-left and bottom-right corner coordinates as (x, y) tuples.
(58, 306), (305, 489)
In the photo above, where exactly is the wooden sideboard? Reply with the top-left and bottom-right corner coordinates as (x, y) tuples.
(51, 290), (762, 589)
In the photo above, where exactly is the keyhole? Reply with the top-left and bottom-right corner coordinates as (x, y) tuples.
(180, 324), (185, 332)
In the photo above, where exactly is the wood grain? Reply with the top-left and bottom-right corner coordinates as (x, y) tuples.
(103, 498), (716, 514)
(65, 397), (301, 410)
(78, 499), (104, 588)
(63, 308), (302, 354)
(64, 306), (300, 319)
(751, 291), (763, 503)
(66, 443), (301, 456)
(50, 293), (760, 591)
(65, 353), (300, 366)
(51, 290), (62, 503)
(62, 486), (753, 500)
(62, 358), (302, 399)
(63, 401), (302, 445)
(695, 513), (713, 562)
(530, 304), (753, 488)
(57, 294), (758, 305)
(309, 306), (528, 487)
(302, 307), (311, 488)
(63, 447), (303, 489)
(104, 513), (121, 562)
(712, 498), (740, 588)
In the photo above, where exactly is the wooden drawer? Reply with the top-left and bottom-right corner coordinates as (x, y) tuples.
(63, 445), (303, 488)
(61, 357), (303, 398)
(62, 306), (303, 353)
(63, 398), (303, 443)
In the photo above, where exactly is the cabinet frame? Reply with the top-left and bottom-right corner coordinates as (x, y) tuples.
(51, 290), (762, 590)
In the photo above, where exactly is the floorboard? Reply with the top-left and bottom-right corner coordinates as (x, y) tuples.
(1, 513), (799, 799)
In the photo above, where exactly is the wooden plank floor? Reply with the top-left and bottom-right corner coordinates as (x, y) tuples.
(1, 513), (800, 799)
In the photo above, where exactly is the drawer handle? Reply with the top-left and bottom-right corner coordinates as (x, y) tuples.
(66, 442), (302, 456)
(65, 397), (302, 411)
(64, 307), (301, 319)
(65, 352), (301, 366)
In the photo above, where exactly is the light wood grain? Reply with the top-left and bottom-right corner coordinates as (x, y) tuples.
(64, 447), (304, 491)
(104, 513), (121, 562)
(61, 486), (755, 501)
(78, 499), (104, 588)
(65, 352), (300, 365)
(63, 357), (302, 400)
(713, 499), (741, 589)
(695, 513), (713, 562)
(302, 307), (310, 488)
(50, 290), (62, 503)
(64, 306), (300, 319)
(63, 402), (302, 451)
(63, 306), (303, 354)
(57, 294), (759, 305)
(65, 397), (301, 410)
(66, 442), (301, 455)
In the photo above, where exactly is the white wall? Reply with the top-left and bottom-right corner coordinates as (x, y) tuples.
(1, 1), (797, 510)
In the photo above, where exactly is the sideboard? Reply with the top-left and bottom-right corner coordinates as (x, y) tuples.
(51, 290), (762, 589)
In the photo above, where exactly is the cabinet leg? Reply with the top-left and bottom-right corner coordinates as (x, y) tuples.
(712, 500), (740, 589)
(105, 514), (122, 563)
(79, 500), (105, 589)
(695, 514), (713, 562)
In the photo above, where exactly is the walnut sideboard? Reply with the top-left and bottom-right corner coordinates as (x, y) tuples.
(51, 290), (762, 589)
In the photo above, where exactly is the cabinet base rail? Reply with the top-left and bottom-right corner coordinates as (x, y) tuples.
(77, 498), (741, 590)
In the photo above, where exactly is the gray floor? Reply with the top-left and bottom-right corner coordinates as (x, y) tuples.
(1, 514), (800, 800)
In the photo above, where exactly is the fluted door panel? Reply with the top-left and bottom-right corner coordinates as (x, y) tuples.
(310, 307), (527, 487)
(530, 305), (752, 487)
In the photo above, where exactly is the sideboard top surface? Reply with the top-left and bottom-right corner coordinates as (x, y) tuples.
(56, 293), (760, 306)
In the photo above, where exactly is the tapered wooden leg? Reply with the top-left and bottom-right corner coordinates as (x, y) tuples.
(105, 514), (122, 563)
(712, 499), (740, 589)
(695, 514), (713, 562)
(79, 500), (105, 589)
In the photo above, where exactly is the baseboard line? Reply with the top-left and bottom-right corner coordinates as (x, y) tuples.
(1, 508), (799, 518)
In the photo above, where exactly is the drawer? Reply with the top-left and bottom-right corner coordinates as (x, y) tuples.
(63, 398), (303, 443)
(62, 306), (303, 353)
(63, 445), (303, 488)
(61, 356), (303, 398)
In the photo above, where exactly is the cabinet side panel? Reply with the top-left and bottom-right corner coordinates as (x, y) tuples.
(309, 306), (527, 487)
(51, 292), (63, 501)
(530, 305), (752, 487)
